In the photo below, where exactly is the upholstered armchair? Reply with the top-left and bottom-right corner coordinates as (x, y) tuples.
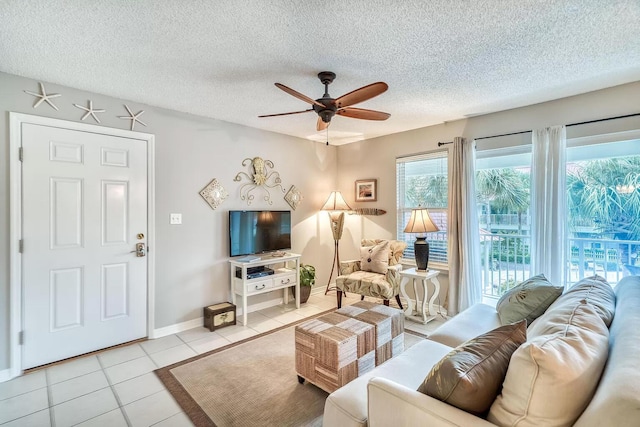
(336, 239), (407, 308)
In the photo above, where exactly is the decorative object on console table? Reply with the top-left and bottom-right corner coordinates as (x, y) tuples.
(403, 207), (440, 271)
(203, 302), (236, 332)
(321, 191), (352, 295)
(355, 179), (377, 202)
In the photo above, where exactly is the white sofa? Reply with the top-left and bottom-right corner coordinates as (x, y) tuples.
(323, 275), (640, 427)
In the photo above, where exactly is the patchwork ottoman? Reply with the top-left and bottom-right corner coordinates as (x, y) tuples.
(295, 312), (376, 393)
(336, 301), (404, 365)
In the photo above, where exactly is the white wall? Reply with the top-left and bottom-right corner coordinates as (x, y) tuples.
(0, 72), (339, 370)
(336, 81), (640, 302)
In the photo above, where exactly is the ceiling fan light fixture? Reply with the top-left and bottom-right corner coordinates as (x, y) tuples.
(259, 72), (390, 130)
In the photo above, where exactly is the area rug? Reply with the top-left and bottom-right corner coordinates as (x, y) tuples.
(155, 310), (426, 427)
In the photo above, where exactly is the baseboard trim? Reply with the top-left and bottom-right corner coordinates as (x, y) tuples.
(150, 297), (287, 339)
(0, 368), (12, 383)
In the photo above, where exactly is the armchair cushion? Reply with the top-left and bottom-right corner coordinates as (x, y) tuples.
(337, 267), (401, 300)
(360, 241), (390, 274)
(361, 239), (406, 266)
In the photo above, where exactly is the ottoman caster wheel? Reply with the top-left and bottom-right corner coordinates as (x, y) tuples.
(297, 375), (305, 384)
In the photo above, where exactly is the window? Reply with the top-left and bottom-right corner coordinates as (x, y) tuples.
(475, 148), (532, 297)
(475, 133), (640, 298)
(396, 151), (448, 263)
(566, 138), (640, 286)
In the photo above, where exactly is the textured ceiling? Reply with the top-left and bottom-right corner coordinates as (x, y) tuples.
(1, 0), (640, 145)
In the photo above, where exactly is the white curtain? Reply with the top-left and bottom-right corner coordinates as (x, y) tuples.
(446, 137), (482, 316)
(531, 125), (567, 287)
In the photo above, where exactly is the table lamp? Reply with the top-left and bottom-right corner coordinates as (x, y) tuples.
(404, 208), (439, 271)
(321, 191), (352, 294)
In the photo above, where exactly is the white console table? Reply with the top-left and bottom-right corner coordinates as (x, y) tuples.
(399, 268), (441, 324)
(229, 253), (301, 326)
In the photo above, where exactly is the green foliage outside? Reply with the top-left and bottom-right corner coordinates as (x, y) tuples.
(567, 157), (640, 242)
(404, 156), (640, 268)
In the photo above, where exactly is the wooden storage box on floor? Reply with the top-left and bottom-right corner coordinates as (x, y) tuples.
(203, 302), (236, 331)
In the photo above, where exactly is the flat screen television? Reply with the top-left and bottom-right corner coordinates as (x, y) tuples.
(229, 210), (292, 257)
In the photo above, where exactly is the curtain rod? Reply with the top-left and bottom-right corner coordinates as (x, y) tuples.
(437, 112), (640, 145)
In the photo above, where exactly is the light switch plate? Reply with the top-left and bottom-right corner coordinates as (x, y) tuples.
(170, 213), (182, 225)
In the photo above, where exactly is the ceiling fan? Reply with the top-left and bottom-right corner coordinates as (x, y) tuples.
(259, 71), (390, 131)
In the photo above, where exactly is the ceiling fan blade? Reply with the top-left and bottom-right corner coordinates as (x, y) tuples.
(317, 117), (329, 131)
(275, 83), (325, 108)
(258, 109), (313, 118)
(337, 107), (390, 121)
(334, 82), (388, 108)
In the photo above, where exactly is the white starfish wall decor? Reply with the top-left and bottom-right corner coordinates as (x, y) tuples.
(24, 82), (61, 110)
(73, 100), (106, 123)
(118, 104), (147, 130)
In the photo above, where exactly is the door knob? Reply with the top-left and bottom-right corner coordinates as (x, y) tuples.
(130, 242), (146, 257)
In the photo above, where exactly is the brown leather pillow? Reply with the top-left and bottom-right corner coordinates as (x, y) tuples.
(417, 320), (526, 416)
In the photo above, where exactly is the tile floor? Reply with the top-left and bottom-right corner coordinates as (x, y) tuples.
(0, 291), (447, 427)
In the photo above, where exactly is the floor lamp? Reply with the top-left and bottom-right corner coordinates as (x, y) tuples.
(322, 191), (352, 294)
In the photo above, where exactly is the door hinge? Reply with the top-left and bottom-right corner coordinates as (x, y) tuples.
(19, 331), (24, 345)
(19, 239), (23, 253)
(18, 147), (23, 162)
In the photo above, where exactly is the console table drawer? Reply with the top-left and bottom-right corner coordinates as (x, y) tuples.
(245, 278), (274, 294)
(275, 273), (296, 287)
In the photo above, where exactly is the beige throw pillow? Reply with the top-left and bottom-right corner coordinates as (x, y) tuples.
(487, 303), (610, 427)
(418, 320), (527, 416)
(527, 276), (616, 337)
(360, 241), (390, 274)
(496, 274), (563, 325)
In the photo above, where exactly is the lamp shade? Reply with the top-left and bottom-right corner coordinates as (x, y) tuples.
(404, 208), (439, 233)
(321, 191), (352, 211)
(404, 208), (439, 271)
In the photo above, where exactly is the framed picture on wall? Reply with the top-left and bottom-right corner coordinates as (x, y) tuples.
(355, 179), (377, 202)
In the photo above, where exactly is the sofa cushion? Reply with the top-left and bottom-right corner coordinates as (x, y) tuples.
(496, 274), (563, 325)
(428, 303), (501, 348)
(360, 240), (390, 274)
(529, 275), (614, 335)
(418, 320), (526, 416)
(488, 302), (609, 427)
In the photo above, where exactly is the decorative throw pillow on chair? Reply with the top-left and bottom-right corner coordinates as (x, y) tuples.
(360, 240), (390, 274)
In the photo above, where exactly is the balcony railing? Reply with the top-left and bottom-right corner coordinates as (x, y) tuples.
(481, 234), (639, 298)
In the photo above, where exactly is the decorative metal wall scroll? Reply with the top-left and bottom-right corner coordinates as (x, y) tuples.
(199, 178), (228, 210)
(234, 157), (285, 205)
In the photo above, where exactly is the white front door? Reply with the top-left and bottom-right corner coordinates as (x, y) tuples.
(21, 123), (148, 369)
